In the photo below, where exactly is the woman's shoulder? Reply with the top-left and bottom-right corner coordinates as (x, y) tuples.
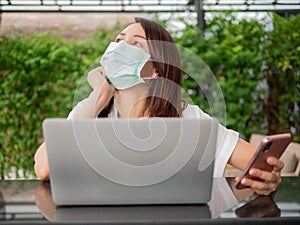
(182, 104), (210, 119)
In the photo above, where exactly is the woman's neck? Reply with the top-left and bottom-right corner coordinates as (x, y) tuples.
(114, 84), (149, 118)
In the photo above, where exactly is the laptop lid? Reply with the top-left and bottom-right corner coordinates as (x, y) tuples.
(42, 118), (218, 205)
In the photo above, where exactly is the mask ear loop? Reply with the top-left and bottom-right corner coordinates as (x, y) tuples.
(106, 76), (112, 84)
(142, 56), (158, 80)
(144, 57), (159, 80)
(143, 73), (158, 80)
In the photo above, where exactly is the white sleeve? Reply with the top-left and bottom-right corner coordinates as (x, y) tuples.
(208, 178), (238, 218)
(68, 98), (117, 120)
(183, 104), (239, 177)
(214, 123), (239, 177)
(67, 98), (90, 120)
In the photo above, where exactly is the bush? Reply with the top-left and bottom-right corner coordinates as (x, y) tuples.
(158, 12), (300, 140)
(0, 27), (118, 178)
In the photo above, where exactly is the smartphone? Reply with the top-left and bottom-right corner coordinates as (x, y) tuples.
(235, 133), (292, 189)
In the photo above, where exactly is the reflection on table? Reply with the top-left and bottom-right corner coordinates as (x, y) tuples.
(235, 195), (281, 218)
(35, 178), (278, 223)
(36, 182), (212, 223)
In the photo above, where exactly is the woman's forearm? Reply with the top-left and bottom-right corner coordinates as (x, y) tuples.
(70, 84), (116, 119)
(228, 138), (256, 170)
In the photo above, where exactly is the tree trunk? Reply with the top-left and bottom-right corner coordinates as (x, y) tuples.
(265, 69), (281, 135)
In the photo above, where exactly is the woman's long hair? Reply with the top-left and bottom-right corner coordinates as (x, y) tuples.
(135, 17), (185, 117)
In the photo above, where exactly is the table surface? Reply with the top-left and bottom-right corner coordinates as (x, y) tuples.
(0, 177), (300, 224)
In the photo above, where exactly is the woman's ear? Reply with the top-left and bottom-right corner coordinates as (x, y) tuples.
(151, 69), (158, 79)
(140, 61), (156, 78)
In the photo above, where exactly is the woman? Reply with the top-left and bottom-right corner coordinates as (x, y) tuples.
(34, 17), (283, 195)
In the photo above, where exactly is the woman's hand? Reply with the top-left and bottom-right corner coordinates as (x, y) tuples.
(229, 139), (284, 196)
(87, 67), (116, 115)
(87, 67), (110, 90)
(236, 156), (284, 195)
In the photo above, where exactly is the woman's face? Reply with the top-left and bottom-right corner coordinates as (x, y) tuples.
(114, 23), (150, 54)
(115, 22), (155, 78)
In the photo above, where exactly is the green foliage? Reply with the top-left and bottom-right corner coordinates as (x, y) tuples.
(157, 12), (300, 141)
(261, 14), (300, 140)
(0, 27), (118, 178)
(0, 13), (299, 178)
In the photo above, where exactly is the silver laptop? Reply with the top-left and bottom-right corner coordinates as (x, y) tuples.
(42, 118), (218, 206)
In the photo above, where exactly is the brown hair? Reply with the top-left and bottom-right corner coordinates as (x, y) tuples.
(99, 17), (186, 118)
(136, 17), (186, 117)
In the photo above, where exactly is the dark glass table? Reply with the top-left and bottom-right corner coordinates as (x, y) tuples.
(0, 177), (299, 224)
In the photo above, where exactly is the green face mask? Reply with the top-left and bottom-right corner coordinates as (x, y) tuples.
(100, 41), (151, 90)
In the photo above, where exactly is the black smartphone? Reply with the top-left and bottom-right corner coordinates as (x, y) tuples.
(235, 133), (292, 189)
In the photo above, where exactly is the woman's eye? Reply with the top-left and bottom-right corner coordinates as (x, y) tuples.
(115, 38), (122, 43)
(132, 41), (142, 47)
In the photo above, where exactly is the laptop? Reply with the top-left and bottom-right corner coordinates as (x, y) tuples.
(42, 118), (218, 206)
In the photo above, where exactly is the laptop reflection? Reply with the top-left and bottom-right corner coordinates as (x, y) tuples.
(35, 182), (211, 223)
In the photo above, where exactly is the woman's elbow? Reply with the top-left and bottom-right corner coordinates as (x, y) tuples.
(34, 142), (50, 181)
(34, 162), (49, 181)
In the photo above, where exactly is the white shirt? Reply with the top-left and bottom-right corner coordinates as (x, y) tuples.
(68, 100), (239, 177)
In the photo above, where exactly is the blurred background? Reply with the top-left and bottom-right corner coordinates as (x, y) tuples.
(0, 1), (299, 179)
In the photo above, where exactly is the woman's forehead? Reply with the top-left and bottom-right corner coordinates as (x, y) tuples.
(118, 23), (146, 38)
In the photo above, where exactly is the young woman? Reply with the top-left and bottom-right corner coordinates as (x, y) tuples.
(34, 17), (283, 195)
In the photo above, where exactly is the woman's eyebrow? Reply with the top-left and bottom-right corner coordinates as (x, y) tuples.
(118, 33), (146, 40)
(133, 34), (147, 40)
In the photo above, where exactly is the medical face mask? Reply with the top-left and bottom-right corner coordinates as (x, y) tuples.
(100, 40), (151, 90)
